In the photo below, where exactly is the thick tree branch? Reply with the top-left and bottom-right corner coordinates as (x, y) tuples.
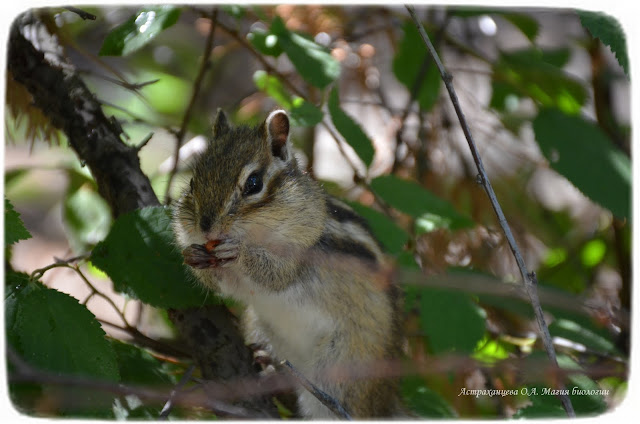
(404, 5), (576, 417)
(8, 12), (159, 217)
(7, 11), (277, 417)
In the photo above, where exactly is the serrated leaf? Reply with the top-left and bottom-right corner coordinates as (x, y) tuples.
(347, 201), (409, 255)
(99, 6), (181, 56)
(578, 10), (629, 76)
(370, 175), (474, 230)
(328, 88), (375, 167)
(533, 108), (630, 219)
(5, 198), (31, 246)
(418, 288), (486, 354)
(90, 206), (214, 309)
(271, 16), (340, 88)
(392, 21), (441, 111)
(110, 340), (175, 386)
(12, 286), (120, 381)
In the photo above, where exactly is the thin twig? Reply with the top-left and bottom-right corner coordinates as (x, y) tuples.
(64, 7), (96, 21)
(281, 360), (352, 420)
(404, 5), (575, 417)
(135, 132), (154, 152)
(164, 8), (218, 204)
(7, 347), (252, 418)
(215, 20), (307, 99)
(159, 364), (196, 419)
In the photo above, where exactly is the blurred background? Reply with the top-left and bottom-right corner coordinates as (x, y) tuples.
(5, 4), (630, 418)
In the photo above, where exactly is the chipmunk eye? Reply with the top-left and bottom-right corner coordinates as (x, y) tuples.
(243, 171), (263, 196)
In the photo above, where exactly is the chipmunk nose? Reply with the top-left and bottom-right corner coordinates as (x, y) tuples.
(199, 214), (212, 233)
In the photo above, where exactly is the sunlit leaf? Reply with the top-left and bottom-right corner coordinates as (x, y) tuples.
(493, 49), (587, 114)
(370, 175), (474, 230)
(99, 6), (181, 56)
(580, 239), (606, 267)
(270, 16), (340, 88)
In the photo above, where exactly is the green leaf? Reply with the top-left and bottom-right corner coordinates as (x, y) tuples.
(270, 16), (340, 88)
(63, 185), (111, 252)
(402, 376), (456, 417)
(549, 318), (618, 355)
(580, 239), (606, 268)
(5, 198), (31, 246)
(450, 9), (539, 43)
(253, 71), (323, 127)
(141, 71), (190, 116)
(370, 175), (474, 230)
(328, 88), (375, 167)
(290, 97), (323, 127)
(417, 288), (486, 354)
(533, 109), (630, 219)
(247, 29), (283, 57)
(253, 70), (293, 108)
(11, 285), (120, 381)
(99, 6), (181, 56)
(578, 10), (629, 76)
(221, 5), (245, 20)
(110, 340), (175, 386)
(501, 13), (539, 42)
(90, 206), (215, 309)
(392, 21), (441, 111)
(493, 49), (587, 114)
(347, 201), (409, 255)
(516, 354), (607, 417)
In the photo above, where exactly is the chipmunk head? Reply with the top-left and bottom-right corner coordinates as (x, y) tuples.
(173, 109), (323, 248)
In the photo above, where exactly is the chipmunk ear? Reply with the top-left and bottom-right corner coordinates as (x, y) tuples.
(265, 109), (290, 162)
(212, 108), (230, 138)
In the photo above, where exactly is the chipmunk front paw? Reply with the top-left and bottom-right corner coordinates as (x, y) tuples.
(182, 238), (239, 269)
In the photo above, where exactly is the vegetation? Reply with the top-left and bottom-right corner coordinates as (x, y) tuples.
(5, 5), (629, 419)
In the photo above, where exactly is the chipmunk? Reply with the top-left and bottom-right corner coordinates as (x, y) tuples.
(172, 109), (403, 418)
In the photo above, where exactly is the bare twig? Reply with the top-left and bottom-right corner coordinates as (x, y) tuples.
(159, 364), (196, 419)
(215, 19), (307, 99)
(281, 360), (352, 420)
(135, 132), (154, 152)
(404, 5), (575, 417)
(164, 8), (218, 204)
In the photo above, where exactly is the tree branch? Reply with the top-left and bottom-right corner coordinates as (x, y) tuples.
(404, 5), (576, 417)
(8, 12), (159, 217)
(7, 11), (277, 417)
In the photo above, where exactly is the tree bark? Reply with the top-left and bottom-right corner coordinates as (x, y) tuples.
(7, 11), (277, 418)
